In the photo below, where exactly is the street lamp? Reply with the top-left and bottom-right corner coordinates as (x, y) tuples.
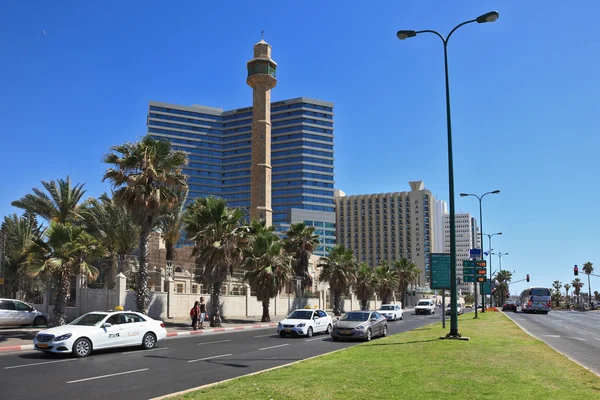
(479, 232), (502, 306)
(460, 190), (500, 313)
(397, 10), (499, 339)
(492, 252), (509, 270)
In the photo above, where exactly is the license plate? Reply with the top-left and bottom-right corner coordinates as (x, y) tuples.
(341, 330), (351, 334)
(37, 343), (48, 349)
(285, 329), (291, 333)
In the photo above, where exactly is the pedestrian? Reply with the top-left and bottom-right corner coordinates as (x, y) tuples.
(190, 301), (200, 330)
(199, 297), (207, 329)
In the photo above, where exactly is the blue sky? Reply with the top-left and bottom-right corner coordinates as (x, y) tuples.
(1, 1), (599, 297)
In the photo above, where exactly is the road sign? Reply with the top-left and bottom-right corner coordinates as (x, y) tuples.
(464, 260), (486, 268)
(477, 267), (487, 276)
(469, 248), (482, 259)
(463, 275), (475, 283)
(463, 267), (475, 275)
(430, 253), (451, 290)
(482, 279), (492, 294)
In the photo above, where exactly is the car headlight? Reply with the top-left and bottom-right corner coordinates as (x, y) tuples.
(355, 325), (365, 330)
(297, 323), (306, 328)
(54, 333), (72, 341)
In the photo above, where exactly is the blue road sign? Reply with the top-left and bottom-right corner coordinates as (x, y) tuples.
(469, 248), (482, 259)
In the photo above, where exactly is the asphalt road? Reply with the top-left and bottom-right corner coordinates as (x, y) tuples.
(505, 310), (600, 375)
(0, 311), (442, 400)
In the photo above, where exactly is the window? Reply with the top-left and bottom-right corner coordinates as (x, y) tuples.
(123, 313), (147, 323)
(176, 284), (184, 293)
(0, 300), (16, 310)
(14, 301), (31, 311)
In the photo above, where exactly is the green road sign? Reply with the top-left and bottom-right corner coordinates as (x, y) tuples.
(463, 260), (486, 268)
(463, 267), (475, 276)
(430, 253), (451, 290)
(463, 275), (475, 283)
(482, 279), (491, 294)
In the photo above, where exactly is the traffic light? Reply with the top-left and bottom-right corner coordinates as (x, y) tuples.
(526, 274), (530, 282)
(574, 265), (579, 276)
(506, 292), (510, 299)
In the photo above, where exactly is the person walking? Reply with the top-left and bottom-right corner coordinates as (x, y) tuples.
(190, 301), (200, 330)
(199, 297), (207, 329)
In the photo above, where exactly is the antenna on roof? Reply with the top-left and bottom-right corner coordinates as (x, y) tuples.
(261, 30), (264, 40)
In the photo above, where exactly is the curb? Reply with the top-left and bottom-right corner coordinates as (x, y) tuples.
(0, 344), (35, 353)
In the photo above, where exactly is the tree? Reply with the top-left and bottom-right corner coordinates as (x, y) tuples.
(103, 135), (188, 314)
(354, 263), (377, 311)
(394, 258), (421, 309)
(283, 222), (320, 297)
(156, 187), (189, 262)
(594, 290), (599, 302)
(571, 278), (584, 305)
(463, 293), (475, 306)
(552, 280), (562, 307)
(583, 262), (594, 307)
(564, 283), (571, 306)
(318, 245), (357, 316)
(375, 262), (398, 304)
(183, 197), (246, 326)
(243, 229), (292, 322)
(23, 222), (102, 325)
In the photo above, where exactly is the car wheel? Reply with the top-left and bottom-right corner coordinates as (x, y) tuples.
(142, 332), (157, 350)
(306, 327), (313, 338)
(33, 316), (47, 327)
(400, 314), (403, 320)
(382, 325), (388, 337)
(365, 328), (372, 341)
(279, 332), (286, 338)
(72, 338), (92, 358)
(325, 324), (333, 334)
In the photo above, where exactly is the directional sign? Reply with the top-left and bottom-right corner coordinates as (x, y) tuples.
(463, 267), (475, 275)
(430, 253), (451, 290)
(482, 279), (492, 294)
(463, 275), (475, 283)
(469, 248), (482, 259)
(477, 267), (487, 276)
(464, 260), (486, 268)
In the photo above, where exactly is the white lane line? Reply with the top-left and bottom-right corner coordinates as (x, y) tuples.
(5, 358), (77, 370)
(197, 339), (231, 346)
(567, 337), (587, 341)
(564, 326), (573, 330)
(305, 337), (326, 342)
(254, 333), (276, 338)
(120, 347), (168, 354)
(577, 331), (587, 335)
(67, 368), (149, 384)
(188, 353), (232, 363)
(258, 344), (289, 351)
(543, 335), (561, 338)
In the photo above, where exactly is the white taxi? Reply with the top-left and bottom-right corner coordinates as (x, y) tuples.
(277, 309), (333, 338)
(33, 311), (167, 357)
(378, 304), (404, 321)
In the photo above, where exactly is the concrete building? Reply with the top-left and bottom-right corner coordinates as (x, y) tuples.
(432, 199), (448, 253)
(147, 39), (335, 256)
(335, 181), (435, 287)
(443, 212), (481, 295)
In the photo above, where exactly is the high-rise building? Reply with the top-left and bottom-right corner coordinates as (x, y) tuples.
(335, 181), (435, 287)
(147, 39), (336, 256)
(443, 212), (480, 295)
(432, 199), (448, 253)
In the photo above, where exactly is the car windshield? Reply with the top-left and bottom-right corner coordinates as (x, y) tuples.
(340, 312), (370, 321)
(287, 310), (313, 320)
(379, 305), (394, 310)
(69, 313), (107, 326)
(506, 301), (516, 304)
(418, 301), (431, 306)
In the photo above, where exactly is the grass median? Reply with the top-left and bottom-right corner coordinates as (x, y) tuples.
(173, 312), (600, 400)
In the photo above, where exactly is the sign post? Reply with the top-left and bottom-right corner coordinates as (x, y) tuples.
(430, 253), (451, 329)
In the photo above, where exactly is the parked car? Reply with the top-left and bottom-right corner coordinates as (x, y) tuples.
(415, 299), (436, 315)
(378, 304), (403, 321)
(502, 300), (518, 312)
(331, 311), (388, 341)
(277, 309), (333, 338)
(0, 298), (49, 327)
(33, 311), (166, 357)
(445, 304), (464, 315)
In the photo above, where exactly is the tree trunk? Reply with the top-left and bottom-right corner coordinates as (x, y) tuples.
(107, 253), (118, 290)
(261, 298), (271, 322)
(165, 240), (175, 263)
(53, 273), (70, 326)
(588, 274), (592, 307)
(333, 290), (341, 316)
(136, 226), (151, 314)
(360, 299), (368, 311)
(210, 281), (222, 327)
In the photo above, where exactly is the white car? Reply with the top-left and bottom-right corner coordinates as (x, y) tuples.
(445, 304), (464, 315)
(378, 304), (403, 321)
(415, 299), (436, 315)
(33, 311), (167, 357)
(277, 309), (333, 338)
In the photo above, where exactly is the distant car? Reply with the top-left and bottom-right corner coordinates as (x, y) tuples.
(34, 311), (166, 357)
(502, 300), (518, 312)
(0, 298), (49, 327)
(415, 299), (436, 315)
(445, 304), (464, 315)
(331, 311), (388, 341)
(378, 304), (403, 321)
(277, 309), (333, 338)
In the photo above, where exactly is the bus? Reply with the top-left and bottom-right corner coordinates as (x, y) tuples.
(519, 287), (552, 314)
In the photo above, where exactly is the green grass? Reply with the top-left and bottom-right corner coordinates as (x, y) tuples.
(174, 312), (600, 400)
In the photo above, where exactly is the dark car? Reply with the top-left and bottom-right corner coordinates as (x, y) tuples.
(331, 311), (388, 342)
(502, 300), (517, 312)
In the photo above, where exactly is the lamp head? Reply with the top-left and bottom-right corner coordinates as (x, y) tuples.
(397, 30), (417, 40)
(459, 193), (469, 197)
(497, 232), (503, 235)
(492, 190), (500, 194)
(476, 11), (499, 23)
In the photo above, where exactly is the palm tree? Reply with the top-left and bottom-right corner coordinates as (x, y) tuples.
(354, 263), (377, 311)
(375, 262), (398, 304)
(283, 222), (320, 297)
(183, 197), (246, 326)
(571, 278), (584, 305)
(564, 283), (571, 306)
(582, 262), (594, 307)
(317, 245), (357, 316)
(594, 290), (599, 302)
(81, 193), (140, 288)
(11, 176), (87, 224)
(23, 222), (103, 325)
(394, 258), (421, 309)
(494, 270), (512, 304)
(243, 229), (292, 322)
(552, 280), (562, 307)
(103, 135), (188, 313)
(156, 187), (189, 262)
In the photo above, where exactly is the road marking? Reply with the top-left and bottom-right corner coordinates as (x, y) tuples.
(188, 353), (232, 363)
(564, 326), (573, 330)
(5, 358), (77, 370)
(305, 337), (326, 342)
(120, 347), (168, 354)
(258, 344), (289, 351)
(543, 335), (561, 338)
(577, 331), (587, 335)
(567, 337), (587, 341)
(254, 333), (276, 338)
(197, 339), (231, 346)
(67, 368), (149, 384)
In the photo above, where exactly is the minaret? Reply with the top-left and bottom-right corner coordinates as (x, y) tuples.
(247, 34), (277, 227)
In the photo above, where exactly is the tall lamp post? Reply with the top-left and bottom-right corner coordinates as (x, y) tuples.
(397, 10), (499, 338)
(479, 232), (502, 306)
(460, 190), (500, 313)
(493, 252), (509, 270)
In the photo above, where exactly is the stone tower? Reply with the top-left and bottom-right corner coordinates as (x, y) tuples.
(247, 37), (277, 226)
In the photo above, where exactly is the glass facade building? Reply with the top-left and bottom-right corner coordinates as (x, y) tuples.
(147, 97), (336, 256)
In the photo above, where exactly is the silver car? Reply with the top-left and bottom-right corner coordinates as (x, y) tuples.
(331, 311), (388, 342)
(0, 298), (49, 327)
